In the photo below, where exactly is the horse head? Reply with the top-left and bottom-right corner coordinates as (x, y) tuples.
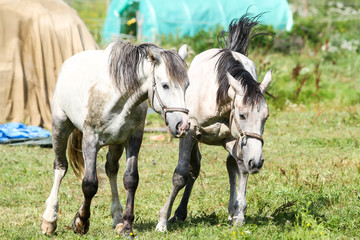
(147, 45), (190, 137)
(227, 70), (272, 174)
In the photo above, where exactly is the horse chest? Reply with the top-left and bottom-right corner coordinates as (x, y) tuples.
(97, 104), (147, 145)
(195, 121), (232, 145)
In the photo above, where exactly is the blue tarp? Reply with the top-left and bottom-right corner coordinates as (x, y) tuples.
(102, 0), (293, 43)
(0, 123), (50, 142)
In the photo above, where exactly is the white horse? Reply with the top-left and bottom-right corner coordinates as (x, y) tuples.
(41, 41), (190, 236)
(156, 15), (272, 231)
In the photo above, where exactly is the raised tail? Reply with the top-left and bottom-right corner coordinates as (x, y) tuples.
(68, 129), (85, 180)
(217, 13), (263, 55)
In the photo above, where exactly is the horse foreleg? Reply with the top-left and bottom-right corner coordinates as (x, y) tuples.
(41, 116), (74, 234)
(105, 144), (124, 229)
(234, 170), (248, 226)
(156, 133), (195, 232)
(226, 154), (241, 223)
(72, 132), (99, 235)
(169, 141), (201, 223)
(117, 130), (143, 236)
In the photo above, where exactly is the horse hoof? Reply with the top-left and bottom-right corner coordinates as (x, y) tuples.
(72, 212), (90, 235)
(115, 223), (134, 237)
(155, 222), (167, 232)
(169, 214), (185, 223)
(114, 223), (124, 233)
(168, 216), (177, 223)
(41, 219), (57, 234)
(233, 218), (245, 227)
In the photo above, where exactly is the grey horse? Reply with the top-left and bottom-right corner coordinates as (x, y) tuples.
(156, 15), (272, 231)
(41, 41), (190, 236)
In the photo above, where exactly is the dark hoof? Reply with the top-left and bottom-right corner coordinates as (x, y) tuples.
(72, 212), (90, 235)
(41, 219), (57, 235)
(169, 215), (186, 223)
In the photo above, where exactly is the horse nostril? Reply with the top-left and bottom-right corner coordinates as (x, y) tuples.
(176, 121), (182, 130)
(175, 121), (182, 135)
(248, 159), (264, 171)
(248, 159), (254, 169)
(257, 159), (264, 169)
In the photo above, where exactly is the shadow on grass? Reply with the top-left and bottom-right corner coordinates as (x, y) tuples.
(134, 194), (329, 233)
(246, 199), (328, 229)
(134, 211), (229, 233)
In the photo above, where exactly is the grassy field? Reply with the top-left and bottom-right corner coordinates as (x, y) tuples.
(1, 107), (359, 239)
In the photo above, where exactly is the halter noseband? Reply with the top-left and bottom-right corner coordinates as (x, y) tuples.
(229, 94), (264, 145)
(150, 65), (189, 124)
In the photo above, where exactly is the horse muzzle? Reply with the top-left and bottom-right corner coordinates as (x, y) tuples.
(247, 158), (264, 174)
(175, 119), (190, 137)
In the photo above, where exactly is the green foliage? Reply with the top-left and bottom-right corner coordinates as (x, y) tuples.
(160, 26), (223, 58)
(64, 0), (108, 44)
(120, 1), (138, 35)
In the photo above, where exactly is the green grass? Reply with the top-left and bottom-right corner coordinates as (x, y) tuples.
(1, 108), (359, 239)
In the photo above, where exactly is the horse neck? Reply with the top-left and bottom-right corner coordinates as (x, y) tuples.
(120, 60), (152, 112)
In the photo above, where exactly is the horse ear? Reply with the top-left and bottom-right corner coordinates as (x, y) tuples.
(146, 46), (158, 64)
(178, 44), (187, 60)
(226, 72), (244, 96)
(260, 69), (272, 93)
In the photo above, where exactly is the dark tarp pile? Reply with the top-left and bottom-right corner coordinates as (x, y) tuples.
(0, 0), (99, 130)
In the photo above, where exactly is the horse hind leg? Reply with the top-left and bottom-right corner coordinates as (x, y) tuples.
(72, 130), (99, 235)
(105, 144), (125, 229)
(156, 133), (196, 232)
(41, 111), (74, 234)
(116, 129), (143, 236)
(169, 141), (201, 223)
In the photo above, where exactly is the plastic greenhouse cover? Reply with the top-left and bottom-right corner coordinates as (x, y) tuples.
(103, 0), (293, 42)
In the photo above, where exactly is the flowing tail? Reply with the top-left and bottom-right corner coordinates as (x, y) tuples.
(68, 129), (85, 180)
(217, 13), (264, 56)
(68, 129), (104, 182)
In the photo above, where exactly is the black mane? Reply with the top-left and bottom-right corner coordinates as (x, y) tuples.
(109, 41), (187, 94)
(215, 14), (264, 107)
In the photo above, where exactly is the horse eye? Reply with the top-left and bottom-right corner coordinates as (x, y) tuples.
(161, 83), (169, 90)
(239, 114), (246, 120)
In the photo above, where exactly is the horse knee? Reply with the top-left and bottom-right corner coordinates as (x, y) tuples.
(123, 173), (139, 190)
(172, 172), (188, 189)
(123, 156), (139, 190)
(82, 177), (98, 199)
(105, 160), (119, 177)
(53, 156), (68, 173)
